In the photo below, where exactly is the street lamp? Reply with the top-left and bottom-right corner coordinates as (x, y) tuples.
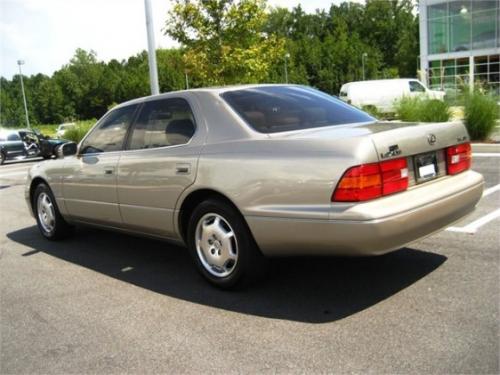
(144, 0), (159, 95)
(17, 60), (30, 129)
(184, 69), (189, 90)
(362, 53), (368, 81)
(284, 53), (290, 84)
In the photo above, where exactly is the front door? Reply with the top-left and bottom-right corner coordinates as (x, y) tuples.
(63, 104), (139, 225)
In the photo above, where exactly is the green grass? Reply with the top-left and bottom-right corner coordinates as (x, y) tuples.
(34, 124), (59, 137)
(395, 96), (451, 123)
(463, 92), (499, 141)
(30, 120), (96, 141)
(62, 120), (96, 143)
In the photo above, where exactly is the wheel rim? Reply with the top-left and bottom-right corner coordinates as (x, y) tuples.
(37, 192), (55, 233)
(195, 213), (238, 278)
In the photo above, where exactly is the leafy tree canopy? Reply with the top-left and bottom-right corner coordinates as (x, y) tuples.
(1, 0), (419, 127)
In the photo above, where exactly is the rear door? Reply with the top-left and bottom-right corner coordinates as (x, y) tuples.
(117, 96), (204, 237)
(62, 104), (139, 225)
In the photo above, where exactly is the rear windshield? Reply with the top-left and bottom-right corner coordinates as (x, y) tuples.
(221, 86), (374, 133)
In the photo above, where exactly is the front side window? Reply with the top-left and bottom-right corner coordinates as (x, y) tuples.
(80, 105), (138, 154)
(128, 98), (196, 150)
(409, 81), (426, 93)
(221, 86), (374, 133)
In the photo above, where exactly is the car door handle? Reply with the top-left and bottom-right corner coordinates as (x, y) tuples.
(176, 163), (191, 174)
(104, 167), (115, 175)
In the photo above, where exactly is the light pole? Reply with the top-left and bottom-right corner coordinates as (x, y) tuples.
(362, 53), (368, 81)
(17, 60), (30, 129)
(284, 53), (290, 84)
(144, 0), (159, 95)
(185, 70), (189, 90)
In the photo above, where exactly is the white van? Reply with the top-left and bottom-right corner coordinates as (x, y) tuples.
(339, 79), (445, 113)
(56, 122), (76, 138)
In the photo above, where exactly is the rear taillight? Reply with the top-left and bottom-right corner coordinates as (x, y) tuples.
(446, 142), (471, 175)
(380, 158), (409, 195)
(332, 158), (408, 202)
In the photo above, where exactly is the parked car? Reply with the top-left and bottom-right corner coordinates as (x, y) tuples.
(56, 123), (76, 138)
(0, 129), (26, 164)
(0, 128), (68, 164)
(339, 79), (445, 113)
(29, 130), (70, 159)
(25, 85), (483, 288)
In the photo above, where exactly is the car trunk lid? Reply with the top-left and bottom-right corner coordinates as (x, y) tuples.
(361, 121), (469, 160)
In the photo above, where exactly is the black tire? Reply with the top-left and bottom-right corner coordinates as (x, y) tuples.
(0, 151), (5, 165)
(33, 183), (73, 240)
(187, 198), (268, 289)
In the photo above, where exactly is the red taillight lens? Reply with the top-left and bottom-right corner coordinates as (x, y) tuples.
(380, 158), (409, 195)
(332, 158), (408, 202)
(446, 142), (471, 175)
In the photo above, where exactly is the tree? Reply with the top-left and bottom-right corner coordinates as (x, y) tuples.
(164, 0), (285, 85)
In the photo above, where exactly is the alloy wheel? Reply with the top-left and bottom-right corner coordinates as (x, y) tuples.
(195, 213), (238, 278)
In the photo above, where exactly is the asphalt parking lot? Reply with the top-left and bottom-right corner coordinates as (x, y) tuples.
(1, 151), (498, 373)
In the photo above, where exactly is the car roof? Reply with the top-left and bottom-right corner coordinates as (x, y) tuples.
(115, 84), (305, 108)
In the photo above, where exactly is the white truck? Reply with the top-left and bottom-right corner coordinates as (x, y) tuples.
(339, 79), (445, 113)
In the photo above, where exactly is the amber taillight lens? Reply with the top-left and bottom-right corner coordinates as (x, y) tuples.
(446, 142), (471, 175)
(332, 158), (408, 202)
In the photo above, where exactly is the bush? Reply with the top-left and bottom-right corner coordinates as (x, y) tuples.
(361, 105), (382, 119)
(463, 92), (499, 141)
(394, 97), (420, 122)
(420, 99), (451, 122)
(395, 96), (451, 123)
(63, 120), (96, 143)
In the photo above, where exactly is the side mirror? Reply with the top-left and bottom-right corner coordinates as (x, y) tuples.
(57, 142), (77, 158)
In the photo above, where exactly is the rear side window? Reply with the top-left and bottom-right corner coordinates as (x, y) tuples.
(221, 86), (374, 133)
(409, 81), (426, 93)
(128, 98), (195, 150)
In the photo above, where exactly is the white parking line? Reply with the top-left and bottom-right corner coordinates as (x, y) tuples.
(447, 208), (500, 234)
(483, 184), (500, 197)
(472, 153), (500, 157)
(446, 183), (500, 234)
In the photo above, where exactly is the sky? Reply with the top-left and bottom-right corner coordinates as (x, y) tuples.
(0, 0), (359, 79)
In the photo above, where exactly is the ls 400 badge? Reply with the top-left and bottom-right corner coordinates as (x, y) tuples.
(381, 144), (402, 159)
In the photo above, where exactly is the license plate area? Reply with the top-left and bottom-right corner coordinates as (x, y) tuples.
(414, 152), (438, 183)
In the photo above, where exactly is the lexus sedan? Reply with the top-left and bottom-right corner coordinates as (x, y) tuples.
(25, 85), (484, 288)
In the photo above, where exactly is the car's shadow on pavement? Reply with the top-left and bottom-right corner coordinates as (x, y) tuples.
(8, 226), (447, 323)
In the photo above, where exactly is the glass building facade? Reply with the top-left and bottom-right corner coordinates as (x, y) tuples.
(420, 0), (500, 94)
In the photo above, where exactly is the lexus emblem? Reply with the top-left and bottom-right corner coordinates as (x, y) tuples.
(427, 134), (437, 145)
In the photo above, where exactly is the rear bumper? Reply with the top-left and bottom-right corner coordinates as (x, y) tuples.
(246, 171), (484, 256)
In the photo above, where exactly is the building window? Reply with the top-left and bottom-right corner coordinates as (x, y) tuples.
(472, 2), (497, 49)
(427, 0), (499, 54)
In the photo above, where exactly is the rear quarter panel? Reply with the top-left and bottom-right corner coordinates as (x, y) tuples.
(187, 136), (378, 220)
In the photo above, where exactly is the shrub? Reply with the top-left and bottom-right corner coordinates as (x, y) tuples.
(394, 97), (421, 122)
(463, 92), (499, 141)
(395, 96), (451, 123)
(419, 99), (451, 122)
(361, 105), (381, 119)
(63, 120), (95, 143)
